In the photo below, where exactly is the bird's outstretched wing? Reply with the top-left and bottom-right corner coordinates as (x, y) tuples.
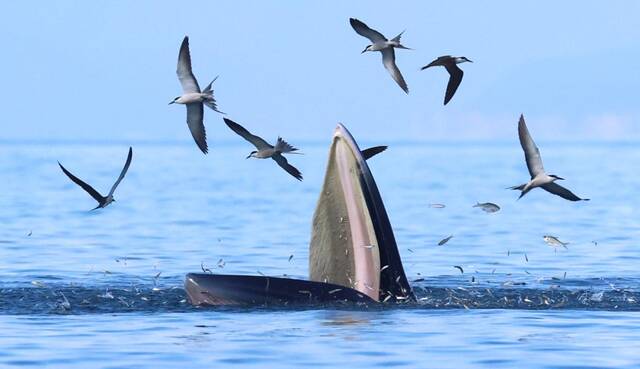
(107, 147), (133, 197)
(223, 118), (272, 150)
(541, 182), (589, 201)
(177, 36), (201, 93)
(443, 63), (464, 105)
(187, 103), (208, 154)
(58, 162), (105, 203)
(272, 153), (303, 181)
(420, 55), (452, 70)
(518, 115), (544, 177)
(349, 18), (386, 42)
(361, 145), (387, 160)
(382, 48), (408, 93)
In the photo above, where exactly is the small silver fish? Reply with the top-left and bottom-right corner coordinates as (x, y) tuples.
(58, 292), (71, 310)
(473, 202), (500, 213)
(428, 203), (446, 209)
(543, 235), (569, 249)
(153, 272), (162, 286)
(438, 235), (454, 246)
(453, 265), (464, 274)
(288, 254), (293, 262)
(98, 290), (114, 299)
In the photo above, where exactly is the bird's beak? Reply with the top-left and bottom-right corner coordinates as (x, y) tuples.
(245, 154), (251, 159)
(361, 47), (368, 54)
(168, 101), (175, 105)
(557, 177), (565, 180)
(468, 59), (474, 63)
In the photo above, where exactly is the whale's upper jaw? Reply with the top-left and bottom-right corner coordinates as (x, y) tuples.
(309, 124), (414, 302)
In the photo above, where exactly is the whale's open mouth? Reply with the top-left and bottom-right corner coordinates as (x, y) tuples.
(184, 124), (413, 305)
(309, 124), (412, 302)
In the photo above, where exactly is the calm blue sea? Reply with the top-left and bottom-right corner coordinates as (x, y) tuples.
(1, 140), (639, 368)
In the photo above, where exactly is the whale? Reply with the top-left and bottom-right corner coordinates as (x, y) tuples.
(184, 124), (414, 305)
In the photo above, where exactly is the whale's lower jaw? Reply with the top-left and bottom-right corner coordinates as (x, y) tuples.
(184, 273), (374, 306)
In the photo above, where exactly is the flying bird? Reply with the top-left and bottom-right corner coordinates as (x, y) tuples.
(223, 118), (303, 181)
(421, 55), (472, 105)
(349, 18), (410, 93)
(169, 36), (223, 154)
(509, 115), (589, 201)
(58, 147), (133, 210)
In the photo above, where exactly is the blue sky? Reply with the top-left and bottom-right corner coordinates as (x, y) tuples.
(1, 1), (638, 142)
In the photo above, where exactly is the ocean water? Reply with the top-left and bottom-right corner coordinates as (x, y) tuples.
(1, 140), (639, 368)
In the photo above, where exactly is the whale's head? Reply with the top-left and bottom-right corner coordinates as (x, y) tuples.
(309, 124), (413, 302)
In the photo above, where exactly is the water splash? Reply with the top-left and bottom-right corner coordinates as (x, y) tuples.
(2, 275), (639, 314)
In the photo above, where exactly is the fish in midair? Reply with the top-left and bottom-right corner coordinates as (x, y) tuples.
(169, 36), (223, 154)
(438, 235), (454, 246)
(58, 147), (133, 210)
(349, 18), (411, 93)
(543, 235), (569, 251)
(473, 202), (500, 213)
(421, 55), (472, 105)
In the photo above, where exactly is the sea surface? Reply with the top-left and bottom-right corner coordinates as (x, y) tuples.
(1, 140), (639, 368)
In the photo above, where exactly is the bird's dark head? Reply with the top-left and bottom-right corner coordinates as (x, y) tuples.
(246, 151), (257, 159)
(168, 97), (180, 105)
(458, 56), (473, 63)
(550, 175), (564, 181)
(361, 45), (372, 54)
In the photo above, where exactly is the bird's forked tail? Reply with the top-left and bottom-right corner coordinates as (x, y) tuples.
(275, 137), (301, 154)
(391, 31), (411, 49)
(202, 76), (224, 114)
